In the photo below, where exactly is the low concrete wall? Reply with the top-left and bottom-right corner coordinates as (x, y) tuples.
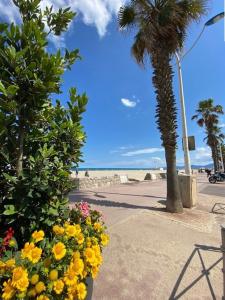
(144, 173), (167, 180)
(71, 175), (127, 190)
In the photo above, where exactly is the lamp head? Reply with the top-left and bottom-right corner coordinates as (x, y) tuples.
(205, 12), (224, 26)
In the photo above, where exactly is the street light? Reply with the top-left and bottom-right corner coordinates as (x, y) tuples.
(175, 12), (224, 175)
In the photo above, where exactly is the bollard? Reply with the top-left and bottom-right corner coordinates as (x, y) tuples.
(221, 225), (225, 300)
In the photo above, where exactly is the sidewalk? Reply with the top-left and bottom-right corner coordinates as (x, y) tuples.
(69, 175), (225, 299)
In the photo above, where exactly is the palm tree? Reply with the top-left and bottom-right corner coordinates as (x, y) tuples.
(192, 99), (224, 171)
(221, 143), (225, 171)
(118, 0), (207, 213)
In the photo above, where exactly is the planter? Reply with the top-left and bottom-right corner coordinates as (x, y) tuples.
(86, 277), (93, 300)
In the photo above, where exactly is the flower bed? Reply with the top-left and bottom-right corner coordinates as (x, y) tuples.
(0, 202), (109, 299)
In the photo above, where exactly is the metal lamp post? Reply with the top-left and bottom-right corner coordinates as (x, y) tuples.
(175, 52), (191, 175)
(176, 12), (224, 175)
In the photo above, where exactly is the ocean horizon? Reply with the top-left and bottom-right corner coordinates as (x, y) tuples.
(72, 167), (157, 171)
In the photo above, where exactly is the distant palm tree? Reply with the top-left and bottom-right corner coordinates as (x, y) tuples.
(221, 143), (225, 171)
(118, 0), (207, 213)
(192, 99), (224, 171)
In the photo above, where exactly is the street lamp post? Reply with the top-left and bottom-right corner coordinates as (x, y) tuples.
(175, 52), (191, 175)
(176, 12), (224, 175)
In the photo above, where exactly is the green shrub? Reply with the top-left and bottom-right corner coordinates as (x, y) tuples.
(0, 0), (87, 245)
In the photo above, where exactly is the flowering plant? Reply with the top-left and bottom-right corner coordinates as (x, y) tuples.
(0, 202), (109, 299)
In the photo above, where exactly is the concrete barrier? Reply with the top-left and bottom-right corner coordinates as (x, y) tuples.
(144, 173), (167, 180)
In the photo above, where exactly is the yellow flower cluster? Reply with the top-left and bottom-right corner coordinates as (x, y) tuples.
(0, 207), (109, 299)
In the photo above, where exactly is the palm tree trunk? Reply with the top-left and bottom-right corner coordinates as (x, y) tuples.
(211, 145), (218, 172)
(151, 49), (183, 213)
(165, 146), (183, 212)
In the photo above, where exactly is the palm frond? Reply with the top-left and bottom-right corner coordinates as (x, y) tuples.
(118, 5), (136, 30)
(131, 32), (147, 66)
(197, 118), (204, 127)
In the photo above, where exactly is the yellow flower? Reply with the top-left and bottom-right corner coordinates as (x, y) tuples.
(94, 222), (101, 231)
(72, 251), (80, 261)
(31, 274), (39, 285)
(101, 233), (109, 246)
(2, 279), (16, 300)
(77, 282), (87, 300)
(77, 233), (84, 245)
(5, 259), (15, 269)
(86, 217), (91, 225)
(0, 260), (6, 268)
(36, 296), (50, 300)
(65, 224), (81, 238)
(71, 258), (84, 276)
(95, 252), (103, 265)
(84, 248), (96, 265)
(65, 224), (77, 237)
(49, 269), (58, 281)
(32, 230), (45, 243)
(0, 261), (6, 274)
(75, 224), (81, 234)
(64, 266), (78, 286)
(53, 225), (65, 235)
(53, 279), (64, 294)
(35, 281), (46, 294)
(91, 266), (99, 279)
(21, 242), (35, 259)
(27, 288), (36, 297)
(52, 242), (66, 260)
(92, 245), (102, 265)
(92, 244), (100, 254)
(86, 237), (92, 247)
(11, 267), (29, 292)
(30, 247), (42, 263)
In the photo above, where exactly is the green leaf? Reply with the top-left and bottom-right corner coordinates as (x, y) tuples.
(0, 81), (7, 96)
(3, 205), (17, 216)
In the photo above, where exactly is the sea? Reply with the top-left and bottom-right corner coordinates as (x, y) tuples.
(71, 167), (161, 171)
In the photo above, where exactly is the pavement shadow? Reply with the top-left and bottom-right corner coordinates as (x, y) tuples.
(169, 244), (222, 300)
(70, 190), (165, 199)
(69, 194), (166, 212)
(212, 203), (225, 215)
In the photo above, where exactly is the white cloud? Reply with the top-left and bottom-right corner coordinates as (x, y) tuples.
(0, 0), (126, 39)
(122, 148), (164, 157)
(109, 145), (134, 154)
(188, 147), (212, 166)
(83, 157), (165, 168)
(220, 123), (225, 128)
(121, 98), (137, 108)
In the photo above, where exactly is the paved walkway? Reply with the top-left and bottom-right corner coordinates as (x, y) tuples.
(69, 175), (225, 299)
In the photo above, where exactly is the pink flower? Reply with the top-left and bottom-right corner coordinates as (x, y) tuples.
(79, 202), (90, 218)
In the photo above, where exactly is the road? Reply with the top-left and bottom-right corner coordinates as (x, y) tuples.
(69, 174), (225, 300)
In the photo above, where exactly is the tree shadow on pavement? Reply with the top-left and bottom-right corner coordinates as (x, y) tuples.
(169, 244), (222, 300)
(70, 190), (165, 199)
(69, 195), (166, 212)
(211, 203), (225, 214)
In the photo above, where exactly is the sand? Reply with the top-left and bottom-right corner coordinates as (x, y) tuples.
(71, 169), (166, 181)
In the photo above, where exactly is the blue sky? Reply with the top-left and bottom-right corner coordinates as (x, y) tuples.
(1, 0), (225, 168)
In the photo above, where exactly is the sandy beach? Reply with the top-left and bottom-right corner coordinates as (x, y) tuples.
(71, 169), (166, 181)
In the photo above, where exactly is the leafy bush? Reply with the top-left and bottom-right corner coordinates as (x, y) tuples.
(0, 0), (87, 244)
(0, 202), (109, 299)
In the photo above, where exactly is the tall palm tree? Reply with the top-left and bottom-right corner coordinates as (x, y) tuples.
(118, 0), (207, 213)
(192, 99), (224, 171)
(221, 143), (225, 171)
